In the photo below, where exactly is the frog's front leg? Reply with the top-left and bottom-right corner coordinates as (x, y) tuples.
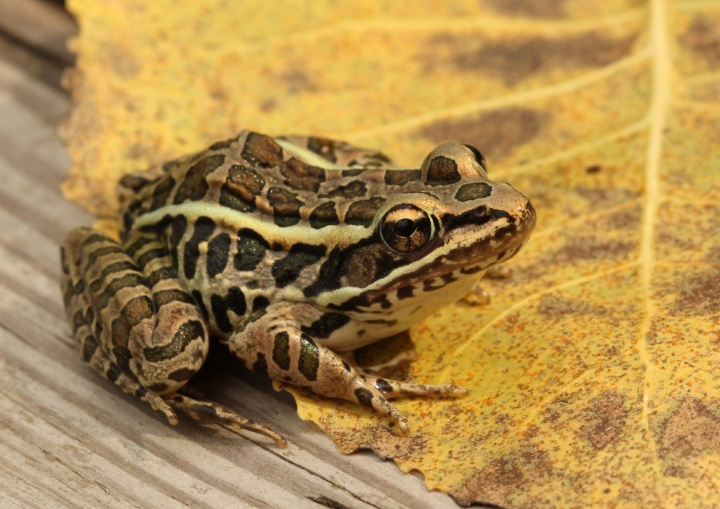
(227, 302), (467, 435)
(61, 227), (285, 446)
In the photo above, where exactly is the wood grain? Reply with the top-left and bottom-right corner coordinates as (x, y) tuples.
(0, 3), (458, 508)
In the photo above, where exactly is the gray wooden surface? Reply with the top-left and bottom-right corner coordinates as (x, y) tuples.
(0, 2), (458, 508)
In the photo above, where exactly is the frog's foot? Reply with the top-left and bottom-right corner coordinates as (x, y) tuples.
(485, 264), (512, 279)
(228, 302), (467, 436)
(462, 264), (513, 305)
(89, 346), (180, 425)
(167, 394), (287, 448)
(346, 373), (468, 435)
(462, 284), (491, 305)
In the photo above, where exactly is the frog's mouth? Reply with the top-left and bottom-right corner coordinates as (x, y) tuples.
(438, 191), (536, 269)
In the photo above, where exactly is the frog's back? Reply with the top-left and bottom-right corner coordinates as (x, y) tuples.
(118, 130), (410, 240)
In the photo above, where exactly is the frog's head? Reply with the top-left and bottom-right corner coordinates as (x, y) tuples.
(375, 142), (536, 274)
(319, 142), (535, 329)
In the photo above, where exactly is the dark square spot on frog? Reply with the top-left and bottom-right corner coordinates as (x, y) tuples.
(397, 285), (414, 300)
(252, 295), (270, 312)
(425, 156), (461, 186)
(150, 176), (177, 210)
(322, 180), (367, 199)
(455, 182), (493, 202)
(234, 228), (269, 272)
(306, 137), (338, 163)
(173, 154), (225, 204)
(302, 313), (351, 339)
(119, 174), (152, 194)
(309, 201), (339, 228)
(385, 169), (421, 186)
(344, 197), (386, 227)
(271, 243), (327, 288)
(241, 132), (284, 168)
(267, 187), (304, 227)
(220, 165), (265, 212)
(253, 352), (269, 377)
(281, 158), (326, 192)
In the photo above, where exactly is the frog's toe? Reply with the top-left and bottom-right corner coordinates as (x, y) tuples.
(353, 377), (467, 435)
(141, 390), (179, 425)
(167, 394), (287, 448)
(485, 264), (512, 279)
(463, 285), (491, 305)
(354, 386), (411, 435)
(372, 377), (469, 399)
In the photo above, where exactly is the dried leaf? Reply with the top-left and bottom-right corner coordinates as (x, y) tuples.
(62, 0), (720, 506)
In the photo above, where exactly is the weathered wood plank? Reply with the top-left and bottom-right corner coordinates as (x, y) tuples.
(0, 0), (76, 64)
(0, 9), (458, 509)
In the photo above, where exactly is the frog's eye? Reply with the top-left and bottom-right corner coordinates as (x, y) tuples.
(379, 204), (434, 254)
(463, 144), (488, 175)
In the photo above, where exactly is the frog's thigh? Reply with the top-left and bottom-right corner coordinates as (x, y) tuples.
(227, 302), (466, 435)
(61, 228), (209, 417)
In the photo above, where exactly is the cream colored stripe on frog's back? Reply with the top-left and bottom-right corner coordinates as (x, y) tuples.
(133, 202), (374, 249)
(275, 139), (345, 170)
(135, 200), (515, 300)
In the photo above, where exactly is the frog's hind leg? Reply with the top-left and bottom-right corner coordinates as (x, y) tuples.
(61, 227), (285, 445)
(227, 302), (467, 436)
(61, 228), (184, 423)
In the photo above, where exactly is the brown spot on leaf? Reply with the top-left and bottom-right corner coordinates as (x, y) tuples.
(680, 16), (720, 69)
(670, 268), (720, 316)
(603, 205), (642, 230)
(575, 185), (640, 209)
(659, 397), (720, 459)
(280, 69), (319, 93)
(260, 98), (277, 112)
(704, 246), (720, 264)
(537, 294), (608, 320)
(577, 392), (628, 450)
(334, 425), (429, 461)
(484, 0), (567, 19)
(427, 31), (637, 86)
(420, 108), (545, 161)
(553, 235), (635, 263)
(452, 446), (553, 507)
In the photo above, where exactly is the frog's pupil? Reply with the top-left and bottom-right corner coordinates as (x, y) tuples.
(394, 219), (417, 237)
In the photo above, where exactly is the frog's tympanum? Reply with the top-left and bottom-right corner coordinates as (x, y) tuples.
(61, 131), (536, 446)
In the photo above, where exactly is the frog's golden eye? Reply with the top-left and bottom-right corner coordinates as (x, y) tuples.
(463, 144), (488, 175)
(379, 204), (434, 254)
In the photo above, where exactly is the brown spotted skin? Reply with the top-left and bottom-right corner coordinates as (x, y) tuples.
(61, 130), (536, 443)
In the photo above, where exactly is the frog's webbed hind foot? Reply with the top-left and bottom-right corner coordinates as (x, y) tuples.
(167, 394), (287, 448)
(350, 374), (468, 436)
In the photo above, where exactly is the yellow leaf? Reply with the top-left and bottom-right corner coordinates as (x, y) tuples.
(61, 0), (720, 506)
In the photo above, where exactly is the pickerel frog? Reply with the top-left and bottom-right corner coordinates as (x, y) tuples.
(61, 131), (535, 446)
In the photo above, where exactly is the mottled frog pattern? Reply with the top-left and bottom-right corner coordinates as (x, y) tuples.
(61, 131), (536, 446)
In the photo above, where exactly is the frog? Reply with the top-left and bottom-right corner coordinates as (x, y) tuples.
(60, 130), (536, 447)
